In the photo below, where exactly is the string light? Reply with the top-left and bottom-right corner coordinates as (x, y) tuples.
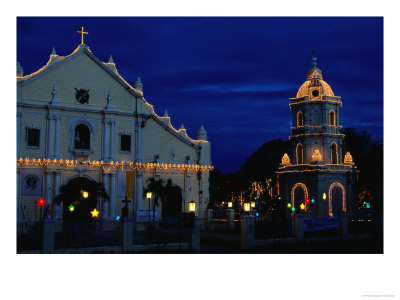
(290, 182), (309, 207)
(328, 182), (346, 217)
(17, 38), (208, 144)
(17, 157), (214, 173)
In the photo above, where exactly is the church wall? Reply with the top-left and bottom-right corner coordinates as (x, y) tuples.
(142, 118), (198, 164)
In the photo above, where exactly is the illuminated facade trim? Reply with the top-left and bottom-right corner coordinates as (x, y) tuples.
(328, 182), (346, 217)
(290, 183), (308, 207)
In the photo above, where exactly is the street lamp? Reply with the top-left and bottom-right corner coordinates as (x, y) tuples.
(146, 192), (152, 222)
(244, 201), (250, 213)
(189, 200), (196, 212)
(251, 201), (256, 208)
(228, 201), (233, 208)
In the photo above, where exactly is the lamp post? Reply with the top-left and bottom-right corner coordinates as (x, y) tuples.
(189, 200), (196, 213)
(244, 201), (251, 215)
(146, 192), (152, 223)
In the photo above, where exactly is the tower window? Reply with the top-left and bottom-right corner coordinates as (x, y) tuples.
(331, 143), (338, 164)
(297, 111), (304, 127)
(74, 124), (90, 150)
(26, 128), (40, 147)
(120, 134), (131, 152)
(330, 111), (335, 126)
(296, 143), (303, 164)
(312, 89), (319, 97)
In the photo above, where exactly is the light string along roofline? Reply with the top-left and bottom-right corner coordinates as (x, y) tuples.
(17, 40), (208, 144)
(17, 158), (214, 173)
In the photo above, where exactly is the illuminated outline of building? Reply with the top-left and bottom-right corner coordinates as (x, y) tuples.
(276, 53), (357, 217)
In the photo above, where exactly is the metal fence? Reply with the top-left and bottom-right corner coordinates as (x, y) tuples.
(212, 209), (227, 223)
(254, 216), (293, 239)
(132, 217), (191, 245)
(17, 221), (43, 252)
(348, 212), (382, 235)
(54, 219), (120, 249)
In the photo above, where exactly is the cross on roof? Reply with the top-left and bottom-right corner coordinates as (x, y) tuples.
(77, 26), (88, 45)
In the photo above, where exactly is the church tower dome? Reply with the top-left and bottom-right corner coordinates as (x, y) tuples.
(296, 52), (335, 99)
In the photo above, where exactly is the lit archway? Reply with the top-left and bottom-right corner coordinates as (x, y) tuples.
(291, 183), (308, 209)
(328, 182), (346, 217)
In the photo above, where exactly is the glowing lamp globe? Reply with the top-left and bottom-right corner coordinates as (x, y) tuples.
(189, 200), (196, 212)
(146, 192), (152, 199)
(323, 193), (327, 200)
(244, 202), (251, 212)
(251, 201), (256, 208)
(228, 201), (233, 208)
(82, 190), (89, 198)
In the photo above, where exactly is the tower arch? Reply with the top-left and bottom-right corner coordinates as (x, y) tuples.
(297, 111), (304, 127)
(291, 183), (308, 209)
(331, 142), (338, 164)
(296, 143), (303, 164)
(329, 110), (335, 126)
(328, 182), (346, 217)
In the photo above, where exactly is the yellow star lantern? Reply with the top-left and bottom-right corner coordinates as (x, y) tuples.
(90, 208), (100, 218)
(300, 203), (305, 210)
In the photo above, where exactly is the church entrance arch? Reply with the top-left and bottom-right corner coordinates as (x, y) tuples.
(162, 180), (183, 218)
(60, 176), (99, 219)
(328, 182), (346, 216)
(291, 183), (308, 211)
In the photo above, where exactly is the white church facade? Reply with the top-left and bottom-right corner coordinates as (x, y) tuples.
(17, 28), (212, 222)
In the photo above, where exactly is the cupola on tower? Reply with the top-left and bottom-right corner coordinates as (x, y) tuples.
(277, 53), (358, 217)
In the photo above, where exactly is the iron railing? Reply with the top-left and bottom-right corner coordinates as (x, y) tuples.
(17, 221), (43, 252)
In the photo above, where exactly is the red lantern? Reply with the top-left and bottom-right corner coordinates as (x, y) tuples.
(36, 197), (47, 207)
(305, 197), (310, 205)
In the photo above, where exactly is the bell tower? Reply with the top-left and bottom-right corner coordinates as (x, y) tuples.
(277, 53), (358, 217)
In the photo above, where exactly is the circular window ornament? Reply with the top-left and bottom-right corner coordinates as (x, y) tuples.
(75, 88), (90, 104)
(312, 89), (320, 98)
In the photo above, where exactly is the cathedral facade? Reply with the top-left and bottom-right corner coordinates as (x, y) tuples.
(277, 54), (357, 217)
(17, 29), (212, 222)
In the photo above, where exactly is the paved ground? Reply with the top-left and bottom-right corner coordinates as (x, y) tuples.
(199, 236), (383, 254)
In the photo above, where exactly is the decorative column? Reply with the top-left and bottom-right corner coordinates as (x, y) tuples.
(46, 116), (53, 158)
(134, 172), (143, 215)
(53, 171), (61, 218)
(17, 169), (21, 221)
(54, 116), (61, 158)
(17, 112), (21, 158)
(45, 170), (52, 218)
(110, 173), (117, 217)
(102, 173), (109, 218)
(103, 120), (109, 160)
(109, 121), (115, 160)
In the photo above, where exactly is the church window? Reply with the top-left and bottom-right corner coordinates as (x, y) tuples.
(330, 111), (335, 126)
(297, 111), (304, 127)
(120, 134), (131, 152)
(296, 143), (303, 164)
(26, 128), (40, 148)
(331, 142), (338, 164)
(74, 124), (90, 150)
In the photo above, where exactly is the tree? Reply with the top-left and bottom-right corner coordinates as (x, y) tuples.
(342, 127), (383, 211)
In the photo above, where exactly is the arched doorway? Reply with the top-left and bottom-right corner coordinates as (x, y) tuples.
(60, 177), (100, 219)
(162, 180), (182, 218)
(328, 182), (346, 217)
(291, 183), (308, 212)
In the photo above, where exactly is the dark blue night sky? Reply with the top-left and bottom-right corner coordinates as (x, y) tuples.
(17, 17), (383, 173)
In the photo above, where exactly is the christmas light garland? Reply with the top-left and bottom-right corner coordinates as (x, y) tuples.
(17, 158), (213, 173)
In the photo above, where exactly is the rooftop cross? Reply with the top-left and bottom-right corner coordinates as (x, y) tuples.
(77, 26), (88, 45)
(311, 50), (317, 68)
